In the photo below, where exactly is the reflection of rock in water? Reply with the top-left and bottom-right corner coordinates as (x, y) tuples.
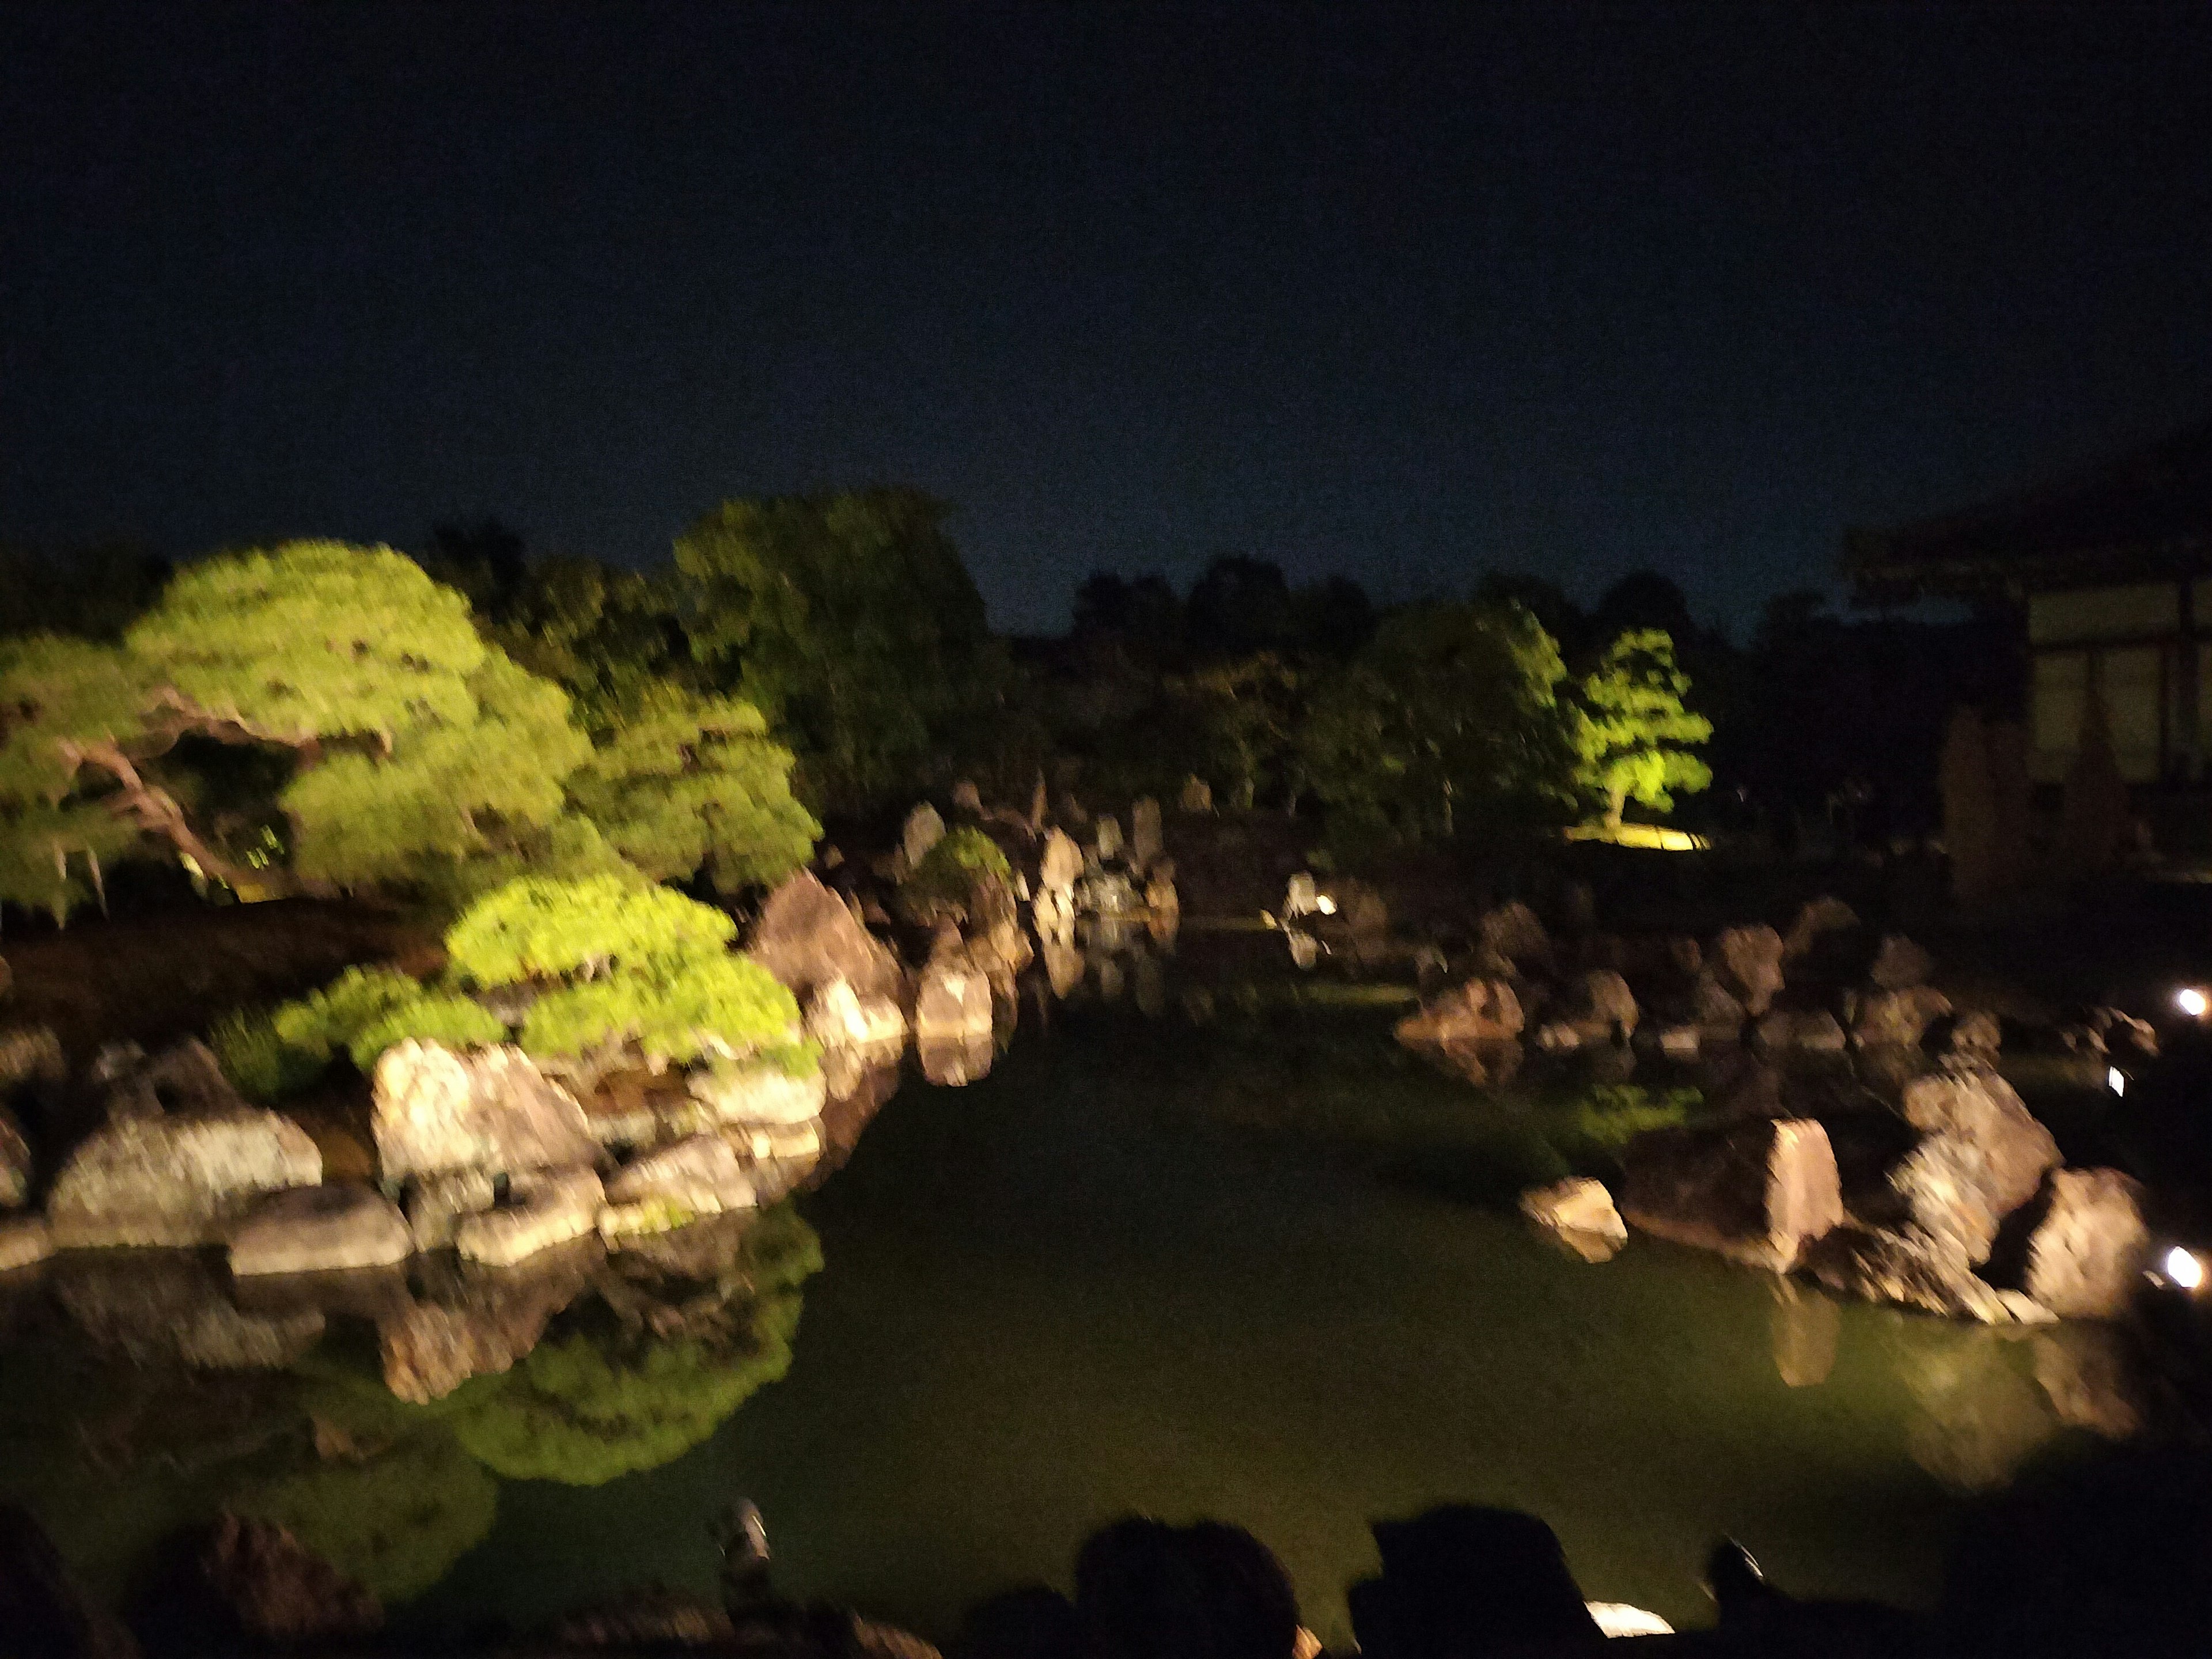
(52, 1248), (325, 1370)
(377, 1237), (600, 1404)
(1132, 953), (1165, 1018)
(1093, 953), (1125, 1003)
(817, 1061), (902, 1172)
(919, 1035), (995, 1087)
(448, 1207), (820, 1485)
(1893, 1323), (2055, 1492)
(1044, 940), (1084, 999)
(2031, 1324), (2146, 1440)
(1769, 1278), (1840, 1388)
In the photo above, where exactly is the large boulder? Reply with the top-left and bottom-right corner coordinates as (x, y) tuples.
(1781, 896), (1859, 961)
(1039, 828), (1085, 893)
(1620, 1118), (1843, 1270)
(228, 1185), (413, 1277)
(745, 871), (903, 1003)
(1518, 1179), (1626, 1253)
(1890, 1134), (2013, 1266)
(1692, 971), (1748, 1041)
(0, 1105), (29, 1209)
(1566, 969), (1638, 1040)
(0, 1024), (66, 1104)
(1900, 1069), (2058, 1224)
(1393, 979), (1525, 1049)
(1475, 903), (1550, 974)
(455, 1167), (603, 1267)
(1710, 925), (1785, 1017)
(0, 1214), (52, 1274)
(901, 801), (946, 870)
(1853, 986), (1952, 1049)
(1753, 1010), (1847, 1053)
(402, 1169), (497, 1252)
(1868, 934), (1935, 990)
(2017, 1167), (2152, 1320)
(46, 1080), (322, 1249)
(1803, 1225), (2047, 1325)
(686, 1059), (828, 1127)
(916, 953), (994, 1045)
(604, 1134), (757, 1218)
(370, 1042), (597, 1183)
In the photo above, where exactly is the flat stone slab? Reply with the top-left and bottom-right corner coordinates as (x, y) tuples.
(228, 1184), (414, 1277)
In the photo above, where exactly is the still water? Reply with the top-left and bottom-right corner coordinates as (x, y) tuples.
(0, 1011), (2111, 1642)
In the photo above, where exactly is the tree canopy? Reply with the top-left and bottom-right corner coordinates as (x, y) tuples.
(0, 541), (814, 919)
(1297, 601), (1575, 841)
(675, 488), (1002, 812)
(1571, 629), (1714, 827)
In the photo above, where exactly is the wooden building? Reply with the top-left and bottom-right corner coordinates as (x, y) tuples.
(1846, 418), (2212, 787)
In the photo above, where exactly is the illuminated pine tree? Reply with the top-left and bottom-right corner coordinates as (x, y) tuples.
(1573, 629), (1714, 829)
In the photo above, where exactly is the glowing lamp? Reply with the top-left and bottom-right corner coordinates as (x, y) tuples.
(2165, 1247), (2205, 1291)
(2177, 987), (2209, 1018)
(2107, 1066), (2126, 1096)
(1314, 895), (1338, 915)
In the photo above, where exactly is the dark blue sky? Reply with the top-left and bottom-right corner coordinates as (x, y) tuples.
(6, 3), (2211, 636)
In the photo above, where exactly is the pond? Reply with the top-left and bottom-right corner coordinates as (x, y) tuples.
(0, 1003), (2119, 1643)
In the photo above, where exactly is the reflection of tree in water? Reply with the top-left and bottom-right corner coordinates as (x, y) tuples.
(450, 1203), (820, 1486)
(228, 1423), (498, 1605)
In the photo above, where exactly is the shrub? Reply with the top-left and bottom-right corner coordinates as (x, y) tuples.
(902, 825), (1012, 912)
(443, 872), (733, 985)
(348, 994), (507, 1071)
(518, 952), (798, 1067)
(211, 1007), (328, 1103)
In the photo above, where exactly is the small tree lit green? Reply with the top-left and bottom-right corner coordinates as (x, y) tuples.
(1571, 629), (1713, 828)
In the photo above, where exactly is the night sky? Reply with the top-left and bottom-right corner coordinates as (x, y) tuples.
(6, 3), (2211, 637)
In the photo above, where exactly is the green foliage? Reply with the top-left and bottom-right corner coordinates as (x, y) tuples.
(271, 966), (429, 1063)
(1551, 1084), (1702, 1168)
(449, 1205), (821, 1484)
(902, 825), (1012, 909)
(562, 690), (818, 893)
(127, 542), (491, 747)
(230, 1426), (498, 1605)
(675, 488), (1001, 812)
(279, 648), (590, 891)
(1168, 653), (1300, 810)
(519, 951), (799, 1067)
(239, 965), (507, 1092)
(348, 994), (507, 1071)
(481, 555), (699, 724)
(443, 873), (733, 984)
(1571, 629), (1713, 827)
(210, 1007), (328, 1103)
(2, 541), (816, 919)
(1298, 601), (1575, 842)
(446, 876), (800, 1066)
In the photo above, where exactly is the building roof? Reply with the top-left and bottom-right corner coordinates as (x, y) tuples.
(1844, 415), (2212, 600)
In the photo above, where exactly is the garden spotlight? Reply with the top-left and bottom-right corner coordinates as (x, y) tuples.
(2162, 1246), (2205, 1292)
(2177, 987), (2209, 1019)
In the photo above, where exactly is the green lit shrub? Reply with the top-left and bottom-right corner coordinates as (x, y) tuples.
(900, 824), (1012, 920)
(519, 950), (800, 1067)
(347, 994), (506, 1071)
(443, 872), (734, 985)
(211, 1006), (328, 1103)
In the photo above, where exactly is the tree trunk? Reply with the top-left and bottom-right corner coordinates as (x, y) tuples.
(1605, 785), (1627, 831)
(66, 739), (325, 900)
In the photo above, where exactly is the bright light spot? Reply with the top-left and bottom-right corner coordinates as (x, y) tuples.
(1314, 895), (1338, 915)
(2166, 1246), (2205, 1291)
(2108, 1066), (2126, 1096)
(2178, 987), (2209, 1018)
(1587, 1603), (1674, 1638)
